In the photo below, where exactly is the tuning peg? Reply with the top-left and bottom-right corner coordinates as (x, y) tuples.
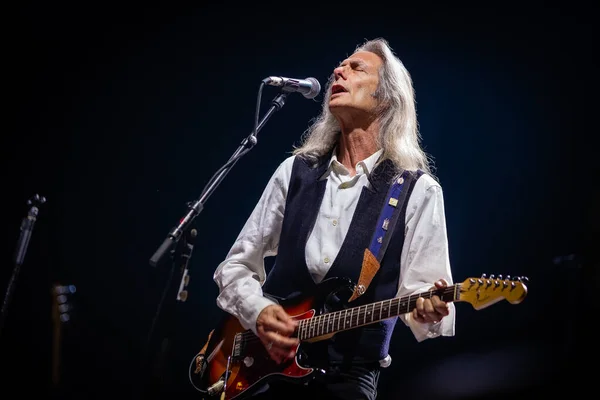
(481, 273), (487, 279)
(489, 274), (495, 279)
(497, 274), (503, 280)
(54, 284), (76, 295)
(506, 275), (511, 281)
(27, 194), (47, 206)
(58, 303), (71, 314)
(520, 276), (529, 283)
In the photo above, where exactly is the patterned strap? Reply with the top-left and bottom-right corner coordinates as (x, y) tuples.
(349, 170), (413, 302)
(369, 170), (413, 262)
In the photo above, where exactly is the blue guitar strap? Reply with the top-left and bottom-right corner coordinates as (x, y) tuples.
(349, 169), (423, 302)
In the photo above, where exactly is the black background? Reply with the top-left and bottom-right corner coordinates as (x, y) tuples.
(1, 4), (597, 399)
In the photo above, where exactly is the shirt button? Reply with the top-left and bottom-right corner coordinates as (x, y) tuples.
(324, 257), (330, 263)
(332, 219), (338, 226)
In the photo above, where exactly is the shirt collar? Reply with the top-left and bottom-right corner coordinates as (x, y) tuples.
(320, 148), (383, 180)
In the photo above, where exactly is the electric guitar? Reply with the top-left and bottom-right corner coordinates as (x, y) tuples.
(189, 274), (528, 399)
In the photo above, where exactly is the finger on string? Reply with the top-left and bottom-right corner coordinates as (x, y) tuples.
(423, 299), (435, 315)
(412, 308), (424, 323)
(432, 297), (449, 315)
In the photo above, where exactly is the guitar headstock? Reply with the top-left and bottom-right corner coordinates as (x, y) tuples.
(458, 274), (528, 310)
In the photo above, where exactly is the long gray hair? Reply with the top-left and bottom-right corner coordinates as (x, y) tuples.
(292, 38), (433, 176)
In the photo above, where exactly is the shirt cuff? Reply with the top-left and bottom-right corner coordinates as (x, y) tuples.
(404, 304), (456, 342)
(235, 293), (277, 336)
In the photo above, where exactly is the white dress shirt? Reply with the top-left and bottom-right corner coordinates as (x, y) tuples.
(213, 149), (456, 347)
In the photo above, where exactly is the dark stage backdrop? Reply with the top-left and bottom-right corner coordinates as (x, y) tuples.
(1, 4), (596, 400)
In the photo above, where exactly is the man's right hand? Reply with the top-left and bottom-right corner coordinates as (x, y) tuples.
(256, 304), (299, 364)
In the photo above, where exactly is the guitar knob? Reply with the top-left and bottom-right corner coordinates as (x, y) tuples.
(243, 356), (254, 367)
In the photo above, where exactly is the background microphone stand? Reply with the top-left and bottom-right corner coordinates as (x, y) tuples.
(0, 194), (46, 341)
(140, 85), (289, 396)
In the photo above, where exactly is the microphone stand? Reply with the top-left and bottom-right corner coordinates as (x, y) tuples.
(149, 90), (288, 268)
(0, 194), (46, 340)
(141, 88), (288, 396)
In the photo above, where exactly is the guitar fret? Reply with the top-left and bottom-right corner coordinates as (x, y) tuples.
(319, 315), (324, 336)
(304, 320), (308, 340)
(320, 315), (324, 336)
(305, 319), (310, 339)
(297, 284), (463, 341)
(305, 319), (310, 340)
(372, 303), (376, 324)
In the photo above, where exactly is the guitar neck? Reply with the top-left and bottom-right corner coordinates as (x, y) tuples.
(297, 284), (460, 341)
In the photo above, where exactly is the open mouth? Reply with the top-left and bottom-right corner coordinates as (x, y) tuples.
(331, 84), (347, 95)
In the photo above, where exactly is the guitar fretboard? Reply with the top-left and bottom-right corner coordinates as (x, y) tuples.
(297, 285), (459, 341)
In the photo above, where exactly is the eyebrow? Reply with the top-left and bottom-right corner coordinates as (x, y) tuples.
(338, 58), (368, 69)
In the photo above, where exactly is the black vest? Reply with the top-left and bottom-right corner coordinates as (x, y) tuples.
(262, 154), (423, 365)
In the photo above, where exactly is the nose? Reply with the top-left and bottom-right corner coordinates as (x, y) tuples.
(333, 65), (346, 80)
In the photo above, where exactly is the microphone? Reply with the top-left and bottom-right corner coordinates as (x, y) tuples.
(262, 76), (321, 99)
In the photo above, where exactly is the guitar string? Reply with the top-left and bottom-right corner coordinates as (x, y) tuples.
(236, 282), (522, 344)
(237, 286), (461, 343)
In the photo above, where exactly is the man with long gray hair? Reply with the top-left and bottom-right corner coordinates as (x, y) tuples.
(213, 37), (455, 399)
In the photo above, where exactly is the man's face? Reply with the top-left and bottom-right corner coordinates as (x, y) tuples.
(328, 51), (383, 117)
